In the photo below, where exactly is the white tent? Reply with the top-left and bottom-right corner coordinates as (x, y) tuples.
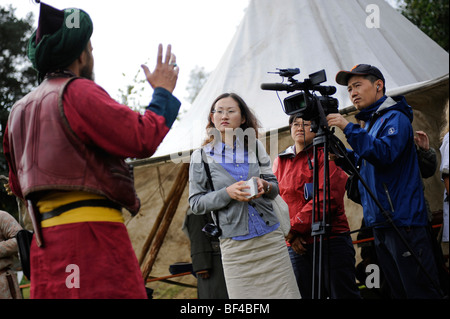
(127, 0), (449, 297)
(153, 0), (449, 158)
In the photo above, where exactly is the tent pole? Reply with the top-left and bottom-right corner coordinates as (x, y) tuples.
(141, 163), (190, 280)
(138, 188), (171, 265)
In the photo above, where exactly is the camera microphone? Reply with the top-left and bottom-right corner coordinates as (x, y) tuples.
(312, 85), (337, 96)
(260, 83), (291, 91)
(261, 83), (336, 95)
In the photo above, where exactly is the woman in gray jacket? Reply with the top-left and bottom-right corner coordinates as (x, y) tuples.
(188, 93), (300, 299)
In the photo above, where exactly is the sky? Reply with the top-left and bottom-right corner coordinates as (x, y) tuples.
(0, 0), (250, 111)
(1, 0), (402, 114)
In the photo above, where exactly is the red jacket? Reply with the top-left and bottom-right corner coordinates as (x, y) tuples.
(273, 145), (350, 243)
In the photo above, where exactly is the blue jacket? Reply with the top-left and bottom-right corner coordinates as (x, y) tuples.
(343, 95), (428, 228)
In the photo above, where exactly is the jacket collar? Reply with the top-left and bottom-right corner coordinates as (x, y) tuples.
(278, 145), (296, 158)
(355, 95), (388, 122)
(278, 143), (314, 158)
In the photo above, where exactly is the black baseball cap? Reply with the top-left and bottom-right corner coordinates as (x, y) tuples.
(335, 64), (385, 86)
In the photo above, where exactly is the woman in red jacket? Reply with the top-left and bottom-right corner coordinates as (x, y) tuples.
(273, 114), (360, 299)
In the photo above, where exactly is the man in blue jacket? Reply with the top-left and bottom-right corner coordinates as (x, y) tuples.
(327, 64), (442, 298)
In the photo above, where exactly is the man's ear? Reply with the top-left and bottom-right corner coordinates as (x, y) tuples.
(376, 79), (383, 92)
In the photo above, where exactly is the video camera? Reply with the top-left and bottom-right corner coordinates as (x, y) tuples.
(261, 68), (339, 123)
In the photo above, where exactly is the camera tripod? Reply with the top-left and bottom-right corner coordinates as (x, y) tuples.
(261, 67), (444, 298)
(308, 110), (445, 299)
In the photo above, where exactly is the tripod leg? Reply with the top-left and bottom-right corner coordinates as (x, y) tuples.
(310, 133), (333, 299)
(311, 144), (319, 298)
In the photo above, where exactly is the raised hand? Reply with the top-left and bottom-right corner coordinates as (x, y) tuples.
(141, 44), (179, 93)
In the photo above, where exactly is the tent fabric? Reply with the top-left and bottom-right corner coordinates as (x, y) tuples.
(153, 0), (449, 158)
(125, 1), (449, 294)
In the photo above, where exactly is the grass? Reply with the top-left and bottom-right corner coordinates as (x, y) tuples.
(18, 277), (198, 299)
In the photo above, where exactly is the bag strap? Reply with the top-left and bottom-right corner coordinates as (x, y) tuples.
(200, 148), (215, 191)
(200, 149), (220, 228)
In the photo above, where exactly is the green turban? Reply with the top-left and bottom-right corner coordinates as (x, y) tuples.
(27, 2), (93, 76)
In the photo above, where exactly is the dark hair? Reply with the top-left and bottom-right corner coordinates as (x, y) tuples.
(288, 115), (313, 134)
(364, 74), (386, 94)
(288, 114), (302, 126)
(203, 93), (261, 146)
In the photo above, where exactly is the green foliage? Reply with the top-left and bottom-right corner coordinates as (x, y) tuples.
(399, 0), (449, 51)
(0, 5), (38, 217)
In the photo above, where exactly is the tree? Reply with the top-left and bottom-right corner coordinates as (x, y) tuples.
(185, 65), (210, 104)
(398, 0), (449, 51)
(0, 5), (37, 217)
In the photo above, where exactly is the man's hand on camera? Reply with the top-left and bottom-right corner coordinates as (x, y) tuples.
(141, 44), (179, 93)
(327, 113), (349, 131)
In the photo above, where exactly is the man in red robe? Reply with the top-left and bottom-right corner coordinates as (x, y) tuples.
(3, 2), (180, 298)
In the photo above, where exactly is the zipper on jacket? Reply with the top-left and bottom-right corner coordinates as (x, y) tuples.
(383, 183), (395, 213)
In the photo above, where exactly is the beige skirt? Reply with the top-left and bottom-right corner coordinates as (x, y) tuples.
(220, 227), (301, 299)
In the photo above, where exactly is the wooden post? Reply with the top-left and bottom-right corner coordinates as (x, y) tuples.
(138, 196), (169, 266)
(140, 163), (189, 280)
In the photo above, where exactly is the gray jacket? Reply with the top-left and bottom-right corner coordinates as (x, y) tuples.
(188, 140), (279, 239)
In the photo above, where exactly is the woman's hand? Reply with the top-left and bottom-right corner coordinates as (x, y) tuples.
(253, 177), (271, 199)
(226, 178), (272, 201)
(291, 236), (307, 255)
(226, 181), (252, 202)
(414, 131), (430, 150)
(286, 231), (307, 255)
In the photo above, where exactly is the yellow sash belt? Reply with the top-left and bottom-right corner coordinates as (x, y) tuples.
(38, 191), (124, 228)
